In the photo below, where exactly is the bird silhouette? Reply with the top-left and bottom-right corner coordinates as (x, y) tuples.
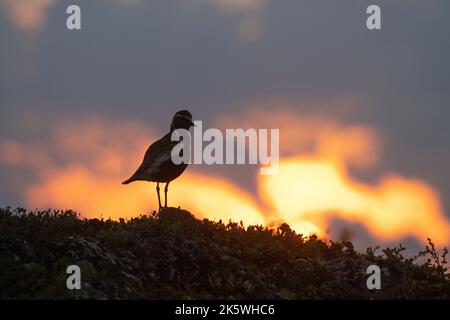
(122, 110), (194, 210)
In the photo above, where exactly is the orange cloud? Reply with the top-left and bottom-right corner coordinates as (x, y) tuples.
(194, 0), (265, 41)
(1, 0), (264, 40)
(26, 166), (265, 225)
(217, 105), (450, 245)
(0, 0), (57, 31)
(1, 108), (449, 247)
(217, 107), (380, 168)
(259, 157), (450, 245)
(0, 116), (265, 224)
(196, 0), (264, 13)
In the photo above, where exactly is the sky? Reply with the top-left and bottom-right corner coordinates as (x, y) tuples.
(1, 0), (450, 253)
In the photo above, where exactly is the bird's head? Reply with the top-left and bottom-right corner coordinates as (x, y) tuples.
(170, 110), (194, 131)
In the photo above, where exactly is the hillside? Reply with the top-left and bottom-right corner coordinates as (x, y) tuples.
(0, 207), (449, 299)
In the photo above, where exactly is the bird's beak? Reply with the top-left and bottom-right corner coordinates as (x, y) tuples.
(190, 120), (196, 127)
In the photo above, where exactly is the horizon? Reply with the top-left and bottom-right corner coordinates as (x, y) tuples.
(1, 0), (450, 257)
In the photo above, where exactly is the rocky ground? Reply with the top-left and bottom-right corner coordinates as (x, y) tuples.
(0, 207), (449, 299)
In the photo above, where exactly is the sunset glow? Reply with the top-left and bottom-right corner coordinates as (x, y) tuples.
(260, 157), (450, 245)
(1, 111), (448, 247)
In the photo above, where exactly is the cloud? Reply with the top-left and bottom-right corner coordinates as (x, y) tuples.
(216, 103), (450, 245)
(0, 0), (57, 32)
(194, 0), (265, 41)
(260, 158), (449, 245)
(0, 115), (265, 225)
(0, 0), (143, 32)
(1, 0), (265, 41)
(216, 104), (380, 169)
(1, 107), (449, 247)
(205, 0), (264, 13)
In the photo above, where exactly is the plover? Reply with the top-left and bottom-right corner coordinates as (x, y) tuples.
(122, 110), (194, 210)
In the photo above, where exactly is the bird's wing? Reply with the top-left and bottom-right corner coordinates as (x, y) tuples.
(140, 147), (172, 177)
(126, 133), (175, 180)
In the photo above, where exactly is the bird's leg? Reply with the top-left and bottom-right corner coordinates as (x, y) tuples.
(156, 183), (162, 211)
(164, 182), (170, 208)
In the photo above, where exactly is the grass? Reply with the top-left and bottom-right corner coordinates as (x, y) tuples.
(0, 206), (449, 299)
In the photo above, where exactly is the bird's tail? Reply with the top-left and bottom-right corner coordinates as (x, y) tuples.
(122, 177), (134, 185)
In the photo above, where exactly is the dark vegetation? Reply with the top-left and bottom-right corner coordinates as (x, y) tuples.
(0, 207), (449, 299)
